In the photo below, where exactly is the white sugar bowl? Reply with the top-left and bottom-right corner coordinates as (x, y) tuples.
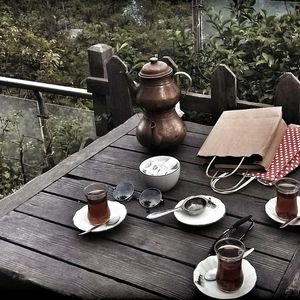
(139, 156), (180, 192)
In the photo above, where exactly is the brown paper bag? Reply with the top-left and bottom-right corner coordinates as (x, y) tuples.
(198, 107), (287, 171)
(197, 107), (288, 194)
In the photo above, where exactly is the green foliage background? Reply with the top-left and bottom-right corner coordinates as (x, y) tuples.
(1, 0), (299, 104)
(0, 111), (87, 198)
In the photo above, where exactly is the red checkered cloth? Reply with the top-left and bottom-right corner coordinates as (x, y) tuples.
(247, 124), (300, 185)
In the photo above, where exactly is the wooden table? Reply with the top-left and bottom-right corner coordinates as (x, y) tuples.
(0, 114), (299, 299)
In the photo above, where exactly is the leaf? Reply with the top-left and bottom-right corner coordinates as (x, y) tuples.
(256, 60), (266, 65)
(262, 52), (269, 62)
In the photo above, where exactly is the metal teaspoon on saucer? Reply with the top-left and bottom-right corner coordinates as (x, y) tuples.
(146, 196), (214, 219)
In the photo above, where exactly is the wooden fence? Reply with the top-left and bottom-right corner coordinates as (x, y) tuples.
(87, 43), (300, 136)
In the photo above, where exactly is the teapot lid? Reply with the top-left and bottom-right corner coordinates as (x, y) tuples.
(139, 57), (172, 79)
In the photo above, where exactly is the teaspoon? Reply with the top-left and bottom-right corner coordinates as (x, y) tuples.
(280, 215), (300, 228)
(146, 196), (207, 219)
(78, 215), (120, 235)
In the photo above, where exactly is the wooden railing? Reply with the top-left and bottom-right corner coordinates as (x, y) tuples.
(1, 43), (300, 141)
(87, 43), (300, 136)
(0, 77), (93, 168)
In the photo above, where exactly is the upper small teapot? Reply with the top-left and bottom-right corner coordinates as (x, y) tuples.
(124, 57), (192, 111)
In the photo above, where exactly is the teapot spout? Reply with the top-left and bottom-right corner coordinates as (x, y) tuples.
(150, 121), (162, 146)
(123, 71), (140, 98)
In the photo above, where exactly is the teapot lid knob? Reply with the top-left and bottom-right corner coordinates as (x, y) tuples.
(150, 57), (158, 64)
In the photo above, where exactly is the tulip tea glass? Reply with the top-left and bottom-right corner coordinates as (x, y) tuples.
(84, 182), (110, 225)
(275, 178), (299, 220)
(214, 238), (246, 293)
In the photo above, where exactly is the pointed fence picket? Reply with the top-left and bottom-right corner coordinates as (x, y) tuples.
(87, 43), (300, 136)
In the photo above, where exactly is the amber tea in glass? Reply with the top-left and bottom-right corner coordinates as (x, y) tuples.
(214, 238), (245, 293)
(84, 183), (110, 225)
(275, 178), (299, 220)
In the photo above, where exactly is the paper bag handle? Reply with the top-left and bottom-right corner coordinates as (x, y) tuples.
(210, 171), (256, 194)
(206, 156), (246, 179)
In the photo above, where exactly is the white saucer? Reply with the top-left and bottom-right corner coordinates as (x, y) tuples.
(193, 255), (257, 299)
(73, 201), (127, 233)
(265, 196), (300, 225)
(174, 196), (225, 226)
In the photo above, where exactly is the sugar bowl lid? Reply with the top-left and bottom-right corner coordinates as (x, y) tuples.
(139, 57), (172, 79)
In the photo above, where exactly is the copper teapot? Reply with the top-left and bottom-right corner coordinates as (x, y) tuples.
(124, 57), (192, 151)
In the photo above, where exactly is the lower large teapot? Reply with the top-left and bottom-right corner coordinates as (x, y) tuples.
(136, 109), (186, 151)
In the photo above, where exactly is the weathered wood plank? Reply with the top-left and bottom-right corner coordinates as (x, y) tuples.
(50, 163), (299, 260)
(0, 240), (162, 299)
(108, 133), (300, 200)
(275, 72), (300, 125)
(237, 99), (271, 110)
(87, 43), (113, 136)
(180, 92), (212, 114)
(45, 180), (273, 248)
(0, 114), (140, 218)
(182, 131), (207, 147)
(86, 77), (109, 95)
(107, 55), (133, 127)
(18, 193), (214, 263)
(276, 244), (300, 298)
(88, 44), (112, 78)
(111, 134), (204, 165)
(16, 193), (288, 292)
(67, 158), (299, 258)
(60, 147), (276, 205)
(185, 120), (213, 135)
(211, 64), (237, 122)
(0, 211), (198, 299)
(107, 142), (283, 201)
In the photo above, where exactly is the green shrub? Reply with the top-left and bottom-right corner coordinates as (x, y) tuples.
(200, 4), (300, 103)
(0, 112), (43, 197)
(49, 115), (89, 163)
(0, 112), (89, 199)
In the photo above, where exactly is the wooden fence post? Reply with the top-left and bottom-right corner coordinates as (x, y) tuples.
(87, 44), (112, 136)
(275, 72), (300, 124)
(106, 56), (133, 128)
(211, 64), (237, 122)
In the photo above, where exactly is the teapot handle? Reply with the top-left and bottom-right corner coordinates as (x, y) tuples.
(174, 71), (192, 99)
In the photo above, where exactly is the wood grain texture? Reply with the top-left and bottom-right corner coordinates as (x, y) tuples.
(276, 244), (300, 298)
(0, 114), (299, 299)
(86, 77), (109, 95)
(0, 211), (198, 299)
(87, 43), (113, 136)
(0, 239), (162, 299)
(211, 64), (237, 122)
(275, 72), (300, 125)
(108, 133), (300, 200)
(107, 55), (133, 127)
(16, 192), (288, 292)
(45, 167), (299, 261)
(180, 92), (212, 114)
(87, 44), (112, 78)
